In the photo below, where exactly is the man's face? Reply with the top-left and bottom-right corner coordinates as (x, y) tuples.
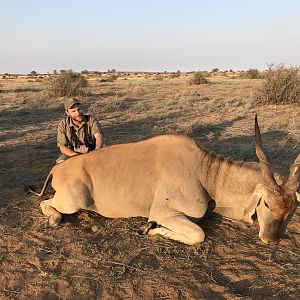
(66, 104), (83, 122)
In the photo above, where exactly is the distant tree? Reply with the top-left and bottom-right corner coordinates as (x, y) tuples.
(31, 71), (37, 76)
(212, 68), (219, 73)
(53, 70), (57, 75)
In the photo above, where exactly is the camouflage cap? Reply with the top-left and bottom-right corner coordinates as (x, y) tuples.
(64, 97), (81, 110)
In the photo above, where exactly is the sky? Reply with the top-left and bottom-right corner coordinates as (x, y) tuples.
(0, 0), (299, 74)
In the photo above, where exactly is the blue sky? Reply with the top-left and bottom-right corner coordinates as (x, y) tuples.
(0, 0), (299, 73)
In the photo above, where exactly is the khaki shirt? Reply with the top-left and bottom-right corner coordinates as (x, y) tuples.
(57, 115), (102, 149)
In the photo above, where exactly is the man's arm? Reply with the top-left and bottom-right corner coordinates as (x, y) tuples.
(94, 132), (104, 150)
(89, 115), (104, 150)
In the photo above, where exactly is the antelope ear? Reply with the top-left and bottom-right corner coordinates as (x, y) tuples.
(273, 172), (285, 186)
(243, 184), (263, 223)
(296, 191), (300, 203)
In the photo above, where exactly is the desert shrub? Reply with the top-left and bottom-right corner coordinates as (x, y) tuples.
(46, 70), (88, 97)
(188, 72), (209, 85)
(169, 71), (181, 78)
(153, 74), (164, 81)
(260, 64), (300, 104)
(243, 68), (261, 79)
(99, 74), (118, 82)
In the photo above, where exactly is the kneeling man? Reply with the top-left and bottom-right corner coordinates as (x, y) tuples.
(56, 97), (104, 163)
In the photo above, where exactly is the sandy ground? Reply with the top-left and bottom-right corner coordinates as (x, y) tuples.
(0, 75), (300, 299)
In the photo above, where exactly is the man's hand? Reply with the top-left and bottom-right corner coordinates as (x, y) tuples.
(59, 146), (80, 157)
(74, 145), (89, 154)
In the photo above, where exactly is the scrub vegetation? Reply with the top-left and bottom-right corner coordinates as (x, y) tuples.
(260, 64), (300, 105)
(46, 70), (88, 97)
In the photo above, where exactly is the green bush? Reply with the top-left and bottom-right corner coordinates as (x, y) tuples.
(188, 72), (209, 85)
(261, 64), (300, 104)
(46, 70), (88, 97)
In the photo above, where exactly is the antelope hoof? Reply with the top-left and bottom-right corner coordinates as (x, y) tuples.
(138, 221), (158, 235)
(48, 215), (62, 227)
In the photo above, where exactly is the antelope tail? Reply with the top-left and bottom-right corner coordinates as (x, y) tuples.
(24, 169), (53, 197)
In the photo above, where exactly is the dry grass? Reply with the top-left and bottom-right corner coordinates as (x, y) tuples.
(1, 73), (300, 299)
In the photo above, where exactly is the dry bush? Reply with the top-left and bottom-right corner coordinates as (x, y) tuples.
(188, 72), (209, 85)
(242, 68), (261, 79)
(45, 70), (88, 97)
(260, 64), (300, 104)
(169, 71), (181, 78)
(153, 74), (164, 81)
(99, 74), (118, 82)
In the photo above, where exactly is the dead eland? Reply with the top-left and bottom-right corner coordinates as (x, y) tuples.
(27, 116), (300, 245)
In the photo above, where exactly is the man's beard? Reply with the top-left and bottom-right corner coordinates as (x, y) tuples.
(72, 115), (83, 122)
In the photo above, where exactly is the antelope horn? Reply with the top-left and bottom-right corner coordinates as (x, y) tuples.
(255, 115), (278, 191)
(286, 153), (300, 193)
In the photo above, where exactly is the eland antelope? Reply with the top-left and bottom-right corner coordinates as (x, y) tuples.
(27, 116), (299, 245)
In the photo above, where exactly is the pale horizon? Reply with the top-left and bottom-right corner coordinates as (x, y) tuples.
(1, 0), (299, 74)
